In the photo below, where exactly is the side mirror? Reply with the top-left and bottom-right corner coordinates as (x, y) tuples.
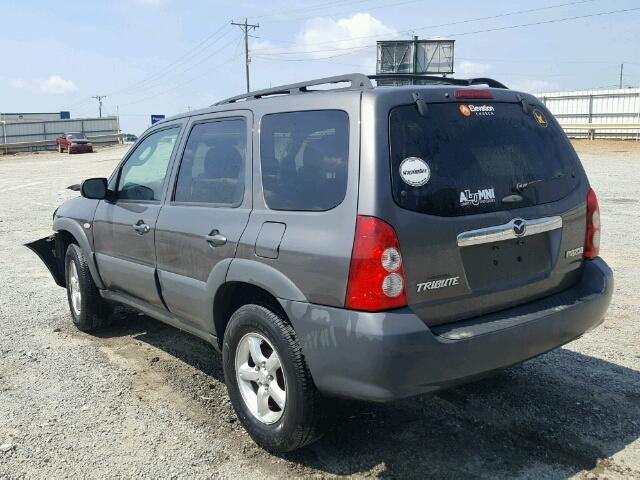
(81, 177), (109, 200)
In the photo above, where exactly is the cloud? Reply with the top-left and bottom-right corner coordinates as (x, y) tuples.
(510, 79), (560, 94)
(254, 13), (397, 71)
(456, 60), (492, 76)
(11, 74), (77, 95)
(296, 13), (396, 59)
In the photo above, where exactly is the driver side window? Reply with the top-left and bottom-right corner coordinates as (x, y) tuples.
(117, 126), (180, 201)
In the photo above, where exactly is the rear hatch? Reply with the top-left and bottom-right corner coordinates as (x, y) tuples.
(387, 95), (588, 326)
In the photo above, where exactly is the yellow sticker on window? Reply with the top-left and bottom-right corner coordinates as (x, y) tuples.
(533, 108), (548, 127)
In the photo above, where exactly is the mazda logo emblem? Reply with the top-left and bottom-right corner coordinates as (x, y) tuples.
(512, 218), (527, 237)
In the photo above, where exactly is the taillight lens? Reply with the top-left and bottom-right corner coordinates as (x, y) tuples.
(346, 216), (408, 311)
(583, 188), (601, 259)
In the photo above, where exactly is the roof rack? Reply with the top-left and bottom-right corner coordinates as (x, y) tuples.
(213, 73), (509, 106)
(214, 73), (373, 105)
(369, 74), (508, 89)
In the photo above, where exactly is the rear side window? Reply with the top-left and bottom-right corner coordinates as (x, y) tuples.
(389, 103), (580, 216)
(173, 119), (246, 206)
(260, 110), (349, 211)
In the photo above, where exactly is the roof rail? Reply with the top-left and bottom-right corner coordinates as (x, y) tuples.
(214, 73), (373, 105)
(369, 74), (508, 89)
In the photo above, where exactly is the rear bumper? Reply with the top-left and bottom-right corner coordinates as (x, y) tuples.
(281, 258), (613, 402)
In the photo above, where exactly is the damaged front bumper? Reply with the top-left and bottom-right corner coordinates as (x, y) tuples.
(25, 233), (65, 287)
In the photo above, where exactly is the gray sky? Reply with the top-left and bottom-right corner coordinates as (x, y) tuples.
(1, 0), (639, 134)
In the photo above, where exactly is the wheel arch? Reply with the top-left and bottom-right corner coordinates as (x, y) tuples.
(53, 217), (106, 289)
(213, 281), (291, 347)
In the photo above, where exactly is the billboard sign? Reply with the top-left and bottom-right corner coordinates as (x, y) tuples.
(377, 39), (455, 75)
(151, 114), (165, 125)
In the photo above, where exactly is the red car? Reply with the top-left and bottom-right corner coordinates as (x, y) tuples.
(56, 132), (93, 154)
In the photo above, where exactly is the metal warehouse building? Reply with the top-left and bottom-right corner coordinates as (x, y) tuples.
(1, 113), (121, 154)
(537, 87), (640, 139)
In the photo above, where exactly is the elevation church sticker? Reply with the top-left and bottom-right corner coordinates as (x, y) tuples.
(399, 157), (431, 187)
(459, 104), (495, 117)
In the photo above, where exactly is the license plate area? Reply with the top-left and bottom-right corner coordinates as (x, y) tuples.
(460, 233), (552, 290)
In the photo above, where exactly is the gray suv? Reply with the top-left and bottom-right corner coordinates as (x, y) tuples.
(28, 74), (613, 452)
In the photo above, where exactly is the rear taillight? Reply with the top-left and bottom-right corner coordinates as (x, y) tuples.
(583, 188), (601, 259)
(454, 89), (493, 99)
(346, 216), (408, 312)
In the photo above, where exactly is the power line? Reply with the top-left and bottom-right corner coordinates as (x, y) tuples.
(448, 6), (640, 37)
(113, 35), (240, 98)
(231, 18), (260, 92)
(117, 54), (239, 109)
(65, 23), (233, 109)
(257, 0), (599, 50)
(106, 23), (232, 97)
(256, 4), (638, 58)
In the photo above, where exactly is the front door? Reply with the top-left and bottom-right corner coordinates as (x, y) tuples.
(155, 113), (252, 332)
(93, 124), (182, 307)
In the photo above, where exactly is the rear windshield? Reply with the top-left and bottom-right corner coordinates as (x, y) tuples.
(389, 102), (580, 216)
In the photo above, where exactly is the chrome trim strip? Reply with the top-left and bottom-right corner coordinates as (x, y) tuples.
(457, 216), (563, 247)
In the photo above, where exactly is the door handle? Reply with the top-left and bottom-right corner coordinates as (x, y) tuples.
(205, 229), (227, 247)
(132, 220), (150, 235)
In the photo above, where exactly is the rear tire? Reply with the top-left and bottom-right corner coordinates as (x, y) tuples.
(65, 244), (112, 332)
(223, 304), (325, 452)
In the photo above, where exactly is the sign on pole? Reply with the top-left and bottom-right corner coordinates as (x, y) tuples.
(376, 39), (455, 85)
(151, 114), (165, 125)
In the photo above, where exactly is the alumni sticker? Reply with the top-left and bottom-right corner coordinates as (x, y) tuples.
(399, 157), (431, 187)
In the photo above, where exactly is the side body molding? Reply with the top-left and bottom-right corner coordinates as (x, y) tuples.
(53, 217), (106, 290)
(225, 258), (307, 303)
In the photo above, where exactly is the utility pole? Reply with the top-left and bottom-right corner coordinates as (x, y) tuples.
(231, 18), (259, 93)
(412, 35), (419, 74)
(92, 95), (106, 118)
(619, 63), (624, 89)
(115, 104), (122, 144)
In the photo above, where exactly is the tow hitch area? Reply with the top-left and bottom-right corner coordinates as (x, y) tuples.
(25, 234), (65, 287)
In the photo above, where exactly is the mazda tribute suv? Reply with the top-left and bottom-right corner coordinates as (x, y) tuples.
(27, 74), (613, 452)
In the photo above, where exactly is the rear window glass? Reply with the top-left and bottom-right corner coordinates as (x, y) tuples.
(260, 110), (349, 211)
(389, 102), (580, 217)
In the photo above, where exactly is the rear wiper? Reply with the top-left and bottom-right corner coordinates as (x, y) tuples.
(514, 172), (571, 193)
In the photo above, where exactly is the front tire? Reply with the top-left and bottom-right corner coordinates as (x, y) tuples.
(65, 244), (112, 332)
(223, 304), (324, 452)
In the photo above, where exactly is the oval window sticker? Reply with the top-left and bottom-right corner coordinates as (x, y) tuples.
(399, 157), (431, 187)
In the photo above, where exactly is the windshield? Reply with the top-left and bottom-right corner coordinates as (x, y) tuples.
(67, 133), (87, 140)
(389, 102), (581, 217)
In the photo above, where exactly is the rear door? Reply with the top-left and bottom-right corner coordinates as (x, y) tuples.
(93, 124), (182, 307)
(154, 112), (252, 332)
(382, 98), (588, 326)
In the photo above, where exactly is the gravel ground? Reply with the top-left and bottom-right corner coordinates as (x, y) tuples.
(0, 141), (639, 479)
